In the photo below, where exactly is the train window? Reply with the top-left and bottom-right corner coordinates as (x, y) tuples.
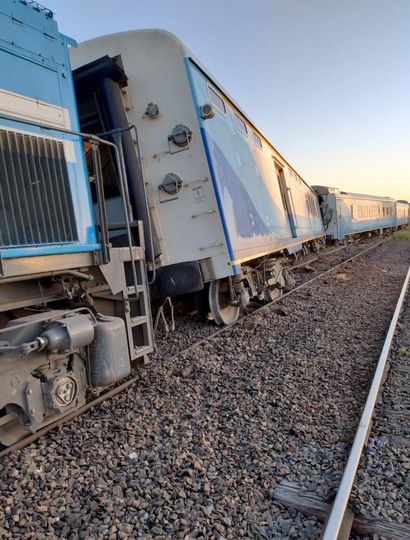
(364, 207), (368, 218)
(311, 195), (315, 217)
(305, 194), (311, 216)
(358, 206), (363, 218)
(253, 132), (262, 149)
(234, 113), (248, 135)
(314, 195), (319, 217)
(208, 87), (226, 114)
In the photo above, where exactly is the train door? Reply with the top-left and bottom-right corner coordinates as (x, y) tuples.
(275, 162), (298, 237)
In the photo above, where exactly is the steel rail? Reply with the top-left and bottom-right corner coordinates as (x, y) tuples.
(322, 263), (410, 540)
(0, 237), (387, 459)
(290, 239), (369, 270)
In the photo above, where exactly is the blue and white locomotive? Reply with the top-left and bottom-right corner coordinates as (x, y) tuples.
(0, 1), (152, 446)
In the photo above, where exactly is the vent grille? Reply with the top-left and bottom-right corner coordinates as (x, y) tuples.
(0, 130), (78, 248)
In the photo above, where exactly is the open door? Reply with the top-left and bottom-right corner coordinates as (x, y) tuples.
(275, 161), (297, 238)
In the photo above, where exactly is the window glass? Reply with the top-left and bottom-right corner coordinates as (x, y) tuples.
(208, 87), (226, 114)
(313, 198), (316, 217)
(306, 194), (312, 216)
(234, 113), (248, 135)
(253, 132), (262, 148)
(311, 194), (318, 218)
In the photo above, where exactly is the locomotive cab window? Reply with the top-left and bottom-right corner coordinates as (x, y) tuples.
(208, 87), (226, 114)
(234, 113), (248, 135)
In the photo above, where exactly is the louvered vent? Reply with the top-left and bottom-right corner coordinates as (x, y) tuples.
(0, 130), (78, 247)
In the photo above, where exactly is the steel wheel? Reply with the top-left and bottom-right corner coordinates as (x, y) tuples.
(209, 279), (240, 326)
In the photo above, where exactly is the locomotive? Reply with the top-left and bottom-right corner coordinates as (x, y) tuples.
(0, 0), (152, 446)
(0, 1), (408, 446)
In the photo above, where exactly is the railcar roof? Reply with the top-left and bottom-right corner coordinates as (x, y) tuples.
(339, 192), (394, 201)
(78, 29), (316, 194)
(313, 185), (395, 202)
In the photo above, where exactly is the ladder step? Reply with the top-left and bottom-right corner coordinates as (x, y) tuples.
(107, 221), (139, 231)
(126, 285), (145, 295)
(130, 315), (149, 327)
(134, 345), (152, 357)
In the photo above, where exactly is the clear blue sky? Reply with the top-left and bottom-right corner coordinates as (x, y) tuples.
(47, 0), (409, 201)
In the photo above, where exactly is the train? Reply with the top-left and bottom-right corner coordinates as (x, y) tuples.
(313, 186), (408, 242)
(69, 30), (409, 323)
(70, 29), (325, 326)
(0, 0), (408, 446)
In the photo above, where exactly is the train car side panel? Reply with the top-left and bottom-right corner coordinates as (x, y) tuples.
(70, 30), (233, 282)
(186, 60), (324, 265)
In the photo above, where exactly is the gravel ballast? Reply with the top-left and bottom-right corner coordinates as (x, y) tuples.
(1, 239), (410, 539)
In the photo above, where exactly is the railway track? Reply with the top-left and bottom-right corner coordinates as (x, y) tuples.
(322, 264), (410, 540)
(0, 237), (387, 460)
(272, 257), (410, 539)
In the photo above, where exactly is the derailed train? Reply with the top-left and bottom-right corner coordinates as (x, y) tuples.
(0, 1), (408, 446)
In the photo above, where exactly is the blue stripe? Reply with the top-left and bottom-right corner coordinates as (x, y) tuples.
(200, 128), (239, 272)
(184, 57), (239, 275)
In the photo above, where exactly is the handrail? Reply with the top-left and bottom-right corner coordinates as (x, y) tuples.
(0, 112), (141, 297)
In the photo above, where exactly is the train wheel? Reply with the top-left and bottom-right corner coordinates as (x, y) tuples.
(209, 279), (240, 326)
(264, 287), (283, 304)
(196, 283), (213, 321)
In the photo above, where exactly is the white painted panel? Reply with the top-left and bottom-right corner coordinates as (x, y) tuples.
(0, 88), (71, 129)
